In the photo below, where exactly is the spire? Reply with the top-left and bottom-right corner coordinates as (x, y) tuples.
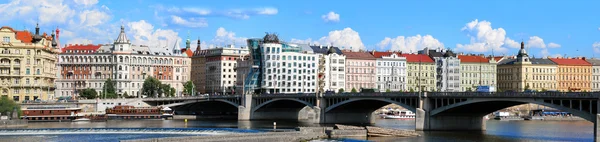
(55, 26), (60, 49)
(185, 35), (191, 49)
(195, 37), (201, 51)
(51, 30), (57, 48)
(520, 41), (524, 49)
(173, 39), (180, 54)
(35, 23), (40, 35)
(115, 25), (130, 44)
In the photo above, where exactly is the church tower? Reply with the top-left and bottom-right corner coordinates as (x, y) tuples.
(114, 25), (131, 52)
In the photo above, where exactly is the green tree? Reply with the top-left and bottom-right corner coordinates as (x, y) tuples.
(123, 92), (129, 98)
(0, 96), (22, 117)
(524, 84), (530, 91)
(79, 88), (98, 99)
(183, 81), (195, 96)
(430, 88), (435, 92)
(466, 87), (472, 92)
(169, 87), (176, 97)
(409, 88), (414, 92)
(142, 77), (162, 97)
(104, 78), (116, 95)
(541, 88), (547, 92)
(351, 88), (357, 93)
(386, 89), (391, 92)
(338, 88), (344, 93)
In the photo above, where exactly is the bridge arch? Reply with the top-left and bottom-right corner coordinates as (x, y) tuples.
(251, 98), (314, 112)
(430, 98), (595, 122)
(325, 98), (417, 113)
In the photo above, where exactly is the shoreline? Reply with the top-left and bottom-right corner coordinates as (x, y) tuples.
(120, 131), (327, 142)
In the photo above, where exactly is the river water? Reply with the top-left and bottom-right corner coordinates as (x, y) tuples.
(0, 119), (593, 142)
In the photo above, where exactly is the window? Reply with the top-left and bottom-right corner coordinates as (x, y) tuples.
(2, 37), (9, 43)
(26, 68), (30, 75)
(27, 50), (30, 55)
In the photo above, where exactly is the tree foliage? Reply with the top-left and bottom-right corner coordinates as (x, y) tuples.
(541, 88), (547, 92)
(386, 89), (391, 92)
(409, 88), (414, 92)
(466, 87), (472, 92)
(104, 78), (116, 95)
(0, 96), (21, 117)
(79, 88), (97, 99)
(524, 84), (530, 91)
(184, 81), (195, 96)
(351, 88), (357, 93)
(142, 77), (162, 97)
(338, 88), (344, 93)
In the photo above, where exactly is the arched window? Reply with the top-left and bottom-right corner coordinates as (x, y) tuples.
(119, 66), (122, 71)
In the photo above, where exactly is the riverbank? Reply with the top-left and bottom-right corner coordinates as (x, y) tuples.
(121, 131), (326, 142)
(0, 120), (27, 129)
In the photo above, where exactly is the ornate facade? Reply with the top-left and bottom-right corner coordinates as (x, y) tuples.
(403, 53), (436, 92)
(372, 51), (407, 92)
(191, 44), (249, 95)
(56, 26), (192, 98)
(342, 50), (376, 91)
(0, 25), (59, 101)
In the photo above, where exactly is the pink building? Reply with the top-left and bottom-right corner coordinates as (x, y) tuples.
(342, 50), (376, 92)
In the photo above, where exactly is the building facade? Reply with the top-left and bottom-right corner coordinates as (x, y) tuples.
(403, 54), (436, 92)
(0, 25), (59, 101)
(192, 45), (249, 95)
(587, 59), (600, 92)
(549, 57), (592, 92)
(191, 40), (206, 94)
(372, 51), (407, 92)
(243, 33), (318, 94)
(342, 50), (376, 92)
(311, 45), (346, 93)
(56, 26), (192, 98)
(458, 55), (497, 91)
(421, 48), (461, 92)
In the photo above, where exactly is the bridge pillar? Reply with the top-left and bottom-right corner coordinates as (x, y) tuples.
(415, 94), (430, 131)
(238, 94), (253, 121)
(595, 114), (600, 142)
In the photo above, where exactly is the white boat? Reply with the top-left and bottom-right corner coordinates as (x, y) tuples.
(73, 118), (90, 122)
(380, 110), (415, 119)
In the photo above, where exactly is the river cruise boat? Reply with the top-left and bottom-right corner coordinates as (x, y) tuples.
(105, 105), (173, 120)
(21, 107), (81, 122)
(379, 109), (415, 119)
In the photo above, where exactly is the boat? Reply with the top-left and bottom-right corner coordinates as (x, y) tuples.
(379, 109), (415, 119)
(73, 118), (91, 122)
(105, 105), (173, 120)
(20, 107), (81, 122)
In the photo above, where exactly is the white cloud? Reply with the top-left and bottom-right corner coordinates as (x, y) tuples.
(127, 20), (181, 48)
(66, 38), (93, 45)
(212, 27), (247, 46)
(547, 42), (561, 48)
(161, 6), (278, 20)
(541, 48), (550, 57)
(292, 28), (365, 51)
(598, 27), (600, 31)
(78, 10), (111, 27)
(170, 15), (208, 28)
(593, 42), (600, 54)
(73, 0), (98, 7)
(504, 38), (520, 48)
(456, 19), (514, 53)
(0, 0), (76, 24)
(526, 36), (546, 48)
(321, 11), (340, 23)
(377, 35), (444, 53)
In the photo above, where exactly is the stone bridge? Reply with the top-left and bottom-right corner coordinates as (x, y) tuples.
(142, 92), (600, 141)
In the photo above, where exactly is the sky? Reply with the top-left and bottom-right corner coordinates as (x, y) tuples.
(1, 0), (599, 58)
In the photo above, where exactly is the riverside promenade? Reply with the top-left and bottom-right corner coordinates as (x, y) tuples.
(121, 131), (327, 142)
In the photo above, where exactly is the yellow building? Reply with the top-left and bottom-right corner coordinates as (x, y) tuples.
(0, 25), (59, 101)
(497, 45), (558, 92)
(549, 57), (592, 92)
(402, 54), (436, 92)
(458, 55), (497, 91)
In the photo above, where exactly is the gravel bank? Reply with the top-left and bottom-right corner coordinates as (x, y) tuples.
(120, 131), (327, 142)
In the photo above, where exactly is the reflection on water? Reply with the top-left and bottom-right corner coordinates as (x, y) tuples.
(0, 119), (594, 142)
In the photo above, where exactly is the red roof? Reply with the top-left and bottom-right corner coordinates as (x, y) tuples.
(61, 44), (101, 53)
(401, 54), (434, 63)
(182, 48), (193, 57)
(458, 55), (489, 63)
(488, 56), (504, 62)
(549, 58), (591, 66)
(15, 31), (32, 43)
(342, 50), (376, 59)
(371, 51), (402, 58)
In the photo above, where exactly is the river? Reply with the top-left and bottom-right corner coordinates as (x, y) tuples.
(0, 119), (593, 142)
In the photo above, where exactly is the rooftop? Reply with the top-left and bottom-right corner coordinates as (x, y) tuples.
(585, 58), (600, 66)
(310, 45), (343, 55)
(342, 50), (376, 59)
(371, 51), (402, 58)
(458, 55), (489, 63)
(61, 44), (102, 53)
(549, 57), (591, 66)
(401, 54), (434, 63)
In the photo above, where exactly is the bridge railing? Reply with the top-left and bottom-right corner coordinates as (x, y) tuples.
(142, 95), (241, 101)
(253, 93), (317, 98)
(428, 92), (600, 98)
(323, 92), (420, 97)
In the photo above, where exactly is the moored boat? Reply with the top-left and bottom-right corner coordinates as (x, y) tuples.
(379, 109), (415, 119)
(21, 107), (81, 122)
(105, 105), (173, 120)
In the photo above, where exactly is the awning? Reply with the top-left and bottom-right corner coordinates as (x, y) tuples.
(162, 107), (172, 111)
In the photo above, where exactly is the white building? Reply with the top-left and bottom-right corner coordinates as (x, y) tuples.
(311, 45), (346, 93)
(587, 59), (600, 92)
(372, 51), (407, 92)
(421, 48), (461, 92)
(56, 26), (192, 98)
(244, 34), (318, 94)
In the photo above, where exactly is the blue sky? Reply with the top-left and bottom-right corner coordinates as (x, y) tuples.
(1, 0), (599, 58)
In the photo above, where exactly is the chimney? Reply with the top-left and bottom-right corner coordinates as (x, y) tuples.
(371, 50), (375, 55)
